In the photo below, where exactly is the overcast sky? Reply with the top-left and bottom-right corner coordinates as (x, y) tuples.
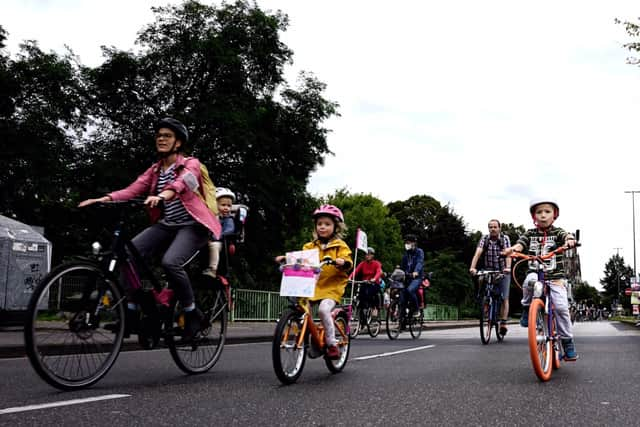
(4, 0), (640, 291)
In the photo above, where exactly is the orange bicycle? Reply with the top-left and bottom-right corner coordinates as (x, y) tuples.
(272, 257), (351, 384)
(511, 244), (579, 381)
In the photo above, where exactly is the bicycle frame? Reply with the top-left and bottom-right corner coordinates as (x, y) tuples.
(292, 298), (348, 352)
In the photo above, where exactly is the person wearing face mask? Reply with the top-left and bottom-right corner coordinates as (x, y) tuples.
(400, 234), (424, 317)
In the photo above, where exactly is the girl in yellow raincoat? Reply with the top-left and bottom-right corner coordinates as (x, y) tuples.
(276, 204), (352, 359)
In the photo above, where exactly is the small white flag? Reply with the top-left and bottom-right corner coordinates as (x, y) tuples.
(356, 228), (368, 252)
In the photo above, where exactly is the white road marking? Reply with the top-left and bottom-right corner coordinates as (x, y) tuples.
(353, 344), (435, 361)
(0, 394), (130, 415)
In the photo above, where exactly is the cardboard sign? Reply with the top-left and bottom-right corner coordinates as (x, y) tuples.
(279, 249), (320, 297)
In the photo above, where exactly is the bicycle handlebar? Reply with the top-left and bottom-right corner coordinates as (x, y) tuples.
(510, 243), (581, 261)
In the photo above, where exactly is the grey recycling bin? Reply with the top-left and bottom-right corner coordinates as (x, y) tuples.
(0, 215), (52, 314)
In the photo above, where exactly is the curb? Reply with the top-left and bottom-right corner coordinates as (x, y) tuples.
(0, 322), (480, 359)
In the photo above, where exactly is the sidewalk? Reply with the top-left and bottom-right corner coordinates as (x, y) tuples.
(0, 319), (480, 359)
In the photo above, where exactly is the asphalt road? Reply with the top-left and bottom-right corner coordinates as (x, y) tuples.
(1, 321), (639, 426)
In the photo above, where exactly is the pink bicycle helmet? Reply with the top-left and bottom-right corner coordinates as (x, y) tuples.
(312, 204), (344, 223)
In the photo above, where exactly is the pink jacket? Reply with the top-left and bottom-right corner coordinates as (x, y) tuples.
(109, 155), (221, 239)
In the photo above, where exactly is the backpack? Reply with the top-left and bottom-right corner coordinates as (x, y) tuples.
(476, 234), (506, 270)
(195, 162), (219, 216)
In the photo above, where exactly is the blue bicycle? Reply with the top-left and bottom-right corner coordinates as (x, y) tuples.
(475, 270), (505, 345)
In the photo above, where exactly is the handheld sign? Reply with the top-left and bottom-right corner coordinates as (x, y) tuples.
(280, 249), (320, 297)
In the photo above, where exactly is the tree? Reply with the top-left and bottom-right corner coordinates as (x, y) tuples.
(387, 194), (477, 312)
(0, 26), (89, 258)
(74, 1), (338, 287)
(327, 190), (403, 273)
(600, 254), (633, 304)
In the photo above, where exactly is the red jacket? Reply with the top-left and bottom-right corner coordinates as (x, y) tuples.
(351, 259), (382, 283)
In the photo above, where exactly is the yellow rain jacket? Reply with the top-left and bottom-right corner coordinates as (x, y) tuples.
(303, 238), (353, 302)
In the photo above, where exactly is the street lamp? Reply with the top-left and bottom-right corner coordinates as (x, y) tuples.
(624, 190), (640, 281)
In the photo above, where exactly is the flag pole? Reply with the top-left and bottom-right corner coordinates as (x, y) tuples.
(350, 229), (360, 308)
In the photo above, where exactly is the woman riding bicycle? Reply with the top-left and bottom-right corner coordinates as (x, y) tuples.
(78, 117), (221, 342)
(350, 246), (383, 316)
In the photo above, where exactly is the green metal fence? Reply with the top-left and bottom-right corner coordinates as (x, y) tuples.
(231, 288), (458, 321)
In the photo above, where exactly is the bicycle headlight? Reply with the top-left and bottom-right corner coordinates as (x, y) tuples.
(91, 241), (102, 255)
(533, 281), (543, 298)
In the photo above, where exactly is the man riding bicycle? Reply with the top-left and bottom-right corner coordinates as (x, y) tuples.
(469, 219), (512, 336)
(350, 247), (383, 316)
(400, 234), (424, 317)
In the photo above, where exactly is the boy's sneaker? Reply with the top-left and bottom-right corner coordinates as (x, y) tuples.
(520, 309), (529, 327)
(562, 338), (578, 361)
(326, 345), (340, 360)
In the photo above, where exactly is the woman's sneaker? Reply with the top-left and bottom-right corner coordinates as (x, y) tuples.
(181, 308), (206, 343)
(561, 338), (578, 361)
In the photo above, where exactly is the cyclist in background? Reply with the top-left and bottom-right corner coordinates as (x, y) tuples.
(469, 219), (512, 335)
(78, 117), (221, 342)
(503, 197), (578, 360)
(351, 247), (383, 316)
(400, 234), (424, 317)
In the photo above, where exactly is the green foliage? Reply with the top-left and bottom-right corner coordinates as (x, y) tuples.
(327, 189), (403, 272)
(600, 254), (633, 298)
(425, 251), (473, 306)
(573, 282), (601, 305)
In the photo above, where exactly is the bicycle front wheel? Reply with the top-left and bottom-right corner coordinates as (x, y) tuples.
(325, 311), (350, 373)
(168, 281), (227, 374)
(528, 298), (553, 381)
(386, 301), (401, 340)
(272, 308), (307, 384)
(24, 262), (125, 390)
(367, 308), (381, 338)
(479, 298), (492, 345)
(348, 304), (361, 339)
(495, 300), (504, 342)
(409, 310), (423, 339)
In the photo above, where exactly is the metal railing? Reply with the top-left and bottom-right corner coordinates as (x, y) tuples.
(231, 288), (458, 322)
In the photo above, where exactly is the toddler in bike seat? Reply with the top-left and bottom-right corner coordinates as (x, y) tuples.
(203, 187), (237, 278)
(503, 197), (578, 360)
(274, 204), (352, 360)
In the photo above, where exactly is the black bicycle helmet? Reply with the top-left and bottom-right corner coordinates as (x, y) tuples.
(154, 117), (189, 144)
(404, 234), (417, 243)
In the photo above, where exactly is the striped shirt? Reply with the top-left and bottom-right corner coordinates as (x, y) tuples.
(478, 234), (511, 271)
(156, 164), (193, 225)
(516, 226), (571, 280)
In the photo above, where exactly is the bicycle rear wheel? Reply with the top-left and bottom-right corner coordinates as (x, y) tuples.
(409, 310), (423, 339)
(272, 308), (307, 384)
(24, 262), (125, 390)
(168, 280), (228, 374)
(386, 301), (401, 340)
(479, 298), (492, 345)
(528, 298), (553, 381)
(325, 312), (350, 373)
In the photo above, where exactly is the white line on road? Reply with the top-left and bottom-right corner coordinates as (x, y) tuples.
(0, 394), (131, 415)
(353, 344), (435, 361)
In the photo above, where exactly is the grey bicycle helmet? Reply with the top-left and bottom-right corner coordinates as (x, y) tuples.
(154, 117), (189, 143)
(529, 197), (559, 219)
